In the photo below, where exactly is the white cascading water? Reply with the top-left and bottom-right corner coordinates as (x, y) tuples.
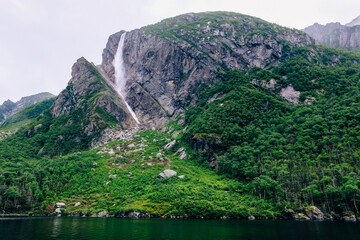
(113, 32), (140, 124)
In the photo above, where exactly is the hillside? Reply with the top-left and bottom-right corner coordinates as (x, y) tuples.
(1, 12), (360, 220)
(0, 92), (54, 125)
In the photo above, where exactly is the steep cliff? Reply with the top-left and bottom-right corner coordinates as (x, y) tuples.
(101, 12), (314, 128)
(50, 57), (139, 147)
(303, 16), (360, 50)
(46, 12), (317, 150)
(0, 92), (54, 125)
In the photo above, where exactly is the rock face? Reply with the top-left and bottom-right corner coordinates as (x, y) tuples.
(43, 12), (315, 146)
(50, 57), (137, 141)
(51, 58), (135, 126)
(101, 12), (313, 128)
(303, 17), (360, 50)
(0, 92), (54, 125)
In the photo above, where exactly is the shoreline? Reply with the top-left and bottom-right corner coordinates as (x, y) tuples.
(0, 213), (357, 222)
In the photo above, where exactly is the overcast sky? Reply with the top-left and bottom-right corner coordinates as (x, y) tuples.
(1, 0), (359, 104)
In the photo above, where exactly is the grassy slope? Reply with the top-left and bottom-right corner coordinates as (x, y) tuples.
(31, 129), (281, 217)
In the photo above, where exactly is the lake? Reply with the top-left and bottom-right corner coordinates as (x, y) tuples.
(1, 217), (360, 240)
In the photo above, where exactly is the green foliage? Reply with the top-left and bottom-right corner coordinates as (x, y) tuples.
(0, 129), (281, 217)
(185, 47), (360, 213)
(1, 98), (55, 127)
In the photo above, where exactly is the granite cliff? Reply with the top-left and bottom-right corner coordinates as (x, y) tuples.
(50, 12), (315, 146)
(98, 12), (313, 128)
(303, 16), (360, 50)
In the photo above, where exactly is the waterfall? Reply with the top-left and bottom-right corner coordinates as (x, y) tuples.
(113, 32), (140, 124)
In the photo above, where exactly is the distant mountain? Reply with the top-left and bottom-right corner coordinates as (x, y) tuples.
(346, 15), (360, 27)
(303, 16), (360, 50)
(0, 92), (55, 124)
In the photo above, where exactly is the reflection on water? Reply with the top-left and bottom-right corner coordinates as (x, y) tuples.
(51, 217), (62, 238)
(1, 217), (360, 240)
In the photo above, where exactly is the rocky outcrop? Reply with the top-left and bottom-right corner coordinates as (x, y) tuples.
(280, 84), (300, 104)
(191, 134), (223, 170)
(303, 17), (360, 50)
(164, 140), (176, 151)
(101, 12), (314, 128)
(294, 213), (310, 220)
(50, 57), (138, 141)
(91, 211), (110, 217)
(115, 211), (152, 218)
(0, 92), (54, 125)
(304, 206), (324, 221)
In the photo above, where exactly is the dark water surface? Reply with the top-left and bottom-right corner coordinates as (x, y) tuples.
(1, 217), (360, 240)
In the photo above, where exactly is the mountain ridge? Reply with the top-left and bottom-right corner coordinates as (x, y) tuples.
(0, 92), (55, 125)
(303, 16), (360, 50)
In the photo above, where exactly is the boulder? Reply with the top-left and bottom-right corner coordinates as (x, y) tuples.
(55, 208), (62, 214)
(164, 140), (176, 150)
(174, 147), (187, 159)
(109, 174), (117, 178)
(74, 202), (81, 207)
(108, 149), (115, 155)
(97, 211), (110, 218)
(343, 215), (357, 222)
(178, 175), (185, 179)
(55, 202), (66, 208)
(157, 169), (177, 178)
(248, 216), (255, 220)
(294, 213), (310, 220)
(304, 206), (324, 221)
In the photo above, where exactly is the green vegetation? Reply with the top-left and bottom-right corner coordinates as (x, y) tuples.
(141, 11), (305, 54)
(185, 45), (360, 214)
(0, 128), (281, 217)
(1, 98), (55, 127)
(1, 13), (360, 219)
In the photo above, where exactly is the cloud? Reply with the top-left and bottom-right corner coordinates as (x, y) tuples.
(11, 0), (25, 10)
